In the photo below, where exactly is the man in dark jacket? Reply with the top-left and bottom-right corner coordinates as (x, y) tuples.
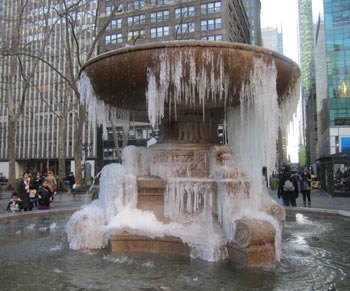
(278, 165), (298, 207)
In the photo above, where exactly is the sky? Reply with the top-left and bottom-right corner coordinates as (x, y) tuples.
(260, 0), (301, 164)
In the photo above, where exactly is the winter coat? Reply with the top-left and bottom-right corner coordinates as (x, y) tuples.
(17, 179), (32, 209)
(36, 186), (53, 206)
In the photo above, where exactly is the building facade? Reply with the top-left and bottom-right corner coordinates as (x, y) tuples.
(311, 0), (350, 194)
(0, 0), (252, 179)
(99, 0), (250, 52)
(243, 0), (261, 46)
(299, 0), (317, 166)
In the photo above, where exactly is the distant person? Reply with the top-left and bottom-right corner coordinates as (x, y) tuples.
(66, 172), (75, 191)
(32, 171), (44, 191)
(17, 172), (33, 211)
(46, 171), (57, 194)
(6, 192), (23, 213)
(36, 180), (53, 210)
(300, 170), (312, 207)
(278, 165), (298, 207)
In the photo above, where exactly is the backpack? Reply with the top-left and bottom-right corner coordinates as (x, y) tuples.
(283, 179), (295, 192)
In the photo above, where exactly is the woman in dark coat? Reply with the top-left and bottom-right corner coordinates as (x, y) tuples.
(17, 172), (33, 211)
(36, 180), (53, 210)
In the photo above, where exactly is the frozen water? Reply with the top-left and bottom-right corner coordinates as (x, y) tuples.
(74, 48), (299, 262)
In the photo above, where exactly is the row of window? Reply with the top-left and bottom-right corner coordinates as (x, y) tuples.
(105, 18), (222, 43)
(105, 1), (221, 20)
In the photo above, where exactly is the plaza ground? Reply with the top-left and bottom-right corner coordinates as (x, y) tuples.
(1, 187), (350, 219)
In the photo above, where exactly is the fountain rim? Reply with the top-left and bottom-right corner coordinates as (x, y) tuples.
(79, 40), (299, 76)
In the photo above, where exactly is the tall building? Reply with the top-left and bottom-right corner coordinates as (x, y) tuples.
(312, 0), (350, 194)
(261, 26), (283, 54)
(243, 0), (261, 46)
(99, 0), (250, 52)
(298, 0), (317, 165)
(0, 0), (252, 179)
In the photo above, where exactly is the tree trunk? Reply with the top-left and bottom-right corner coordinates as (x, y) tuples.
(6, 54), (18, 191)
(74, 104), (85, 186)
(58, 111), (67, 190)
(7, 116), (17, 190)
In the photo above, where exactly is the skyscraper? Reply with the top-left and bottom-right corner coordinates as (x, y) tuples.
(312, 0), (350, 194)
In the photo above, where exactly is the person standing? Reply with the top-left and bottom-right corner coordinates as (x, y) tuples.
(17, 172), (33, 211)
(300, 170), (312, 207)
(46, 171), (57, 193)
(279, 165), (298, 207)
(36, 180), (53, 210)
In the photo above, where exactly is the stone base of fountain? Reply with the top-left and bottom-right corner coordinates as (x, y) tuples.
(107, 144), (281, 265)
(227, 219), (276, 266)
(110, 232), (190, 256)
(137, 176), (168, 222)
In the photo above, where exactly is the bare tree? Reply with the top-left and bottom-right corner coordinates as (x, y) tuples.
(0, 0), (58, 189)
(53, 0), (122, 186)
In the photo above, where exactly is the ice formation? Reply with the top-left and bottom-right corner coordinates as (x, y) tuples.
(70, 48), (299, 262)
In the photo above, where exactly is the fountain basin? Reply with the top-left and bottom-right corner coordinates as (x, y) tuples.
(1, 213), (349, 290)
(81, 41), (300, 112)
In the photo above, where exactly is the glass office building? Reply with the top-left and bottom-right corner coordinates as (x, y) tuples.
(313, 0), (350, 194)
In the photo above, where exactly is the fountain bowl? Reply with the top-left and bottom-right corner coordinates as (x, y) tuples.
(81, 41), (300, 112)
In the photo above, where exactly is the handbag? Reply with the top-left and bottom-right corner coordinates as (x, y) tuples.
(303, 180), (311, 190)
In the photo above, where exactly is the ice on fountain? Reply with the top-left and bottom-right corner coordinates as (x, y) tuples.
(212, 57), (294, 258)
(99, 163), (138, 221)
(76, 48), (298, 263)
(80, 71), (129, 137)
(65, 203), (108, 250)
(146, 49), (228, 127)
(165, 179), (214, 221)
(106, 205), (227, 262)
(66, 163), (138, 249)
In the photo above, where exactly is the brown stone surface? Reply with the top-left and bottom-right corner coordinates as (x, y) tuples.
(137, 176), (168, 222)
(227, 242), (276, 266)
(81, 41), (300, 111)
(234, 219), (276, 248)
(110, 232), (190, 256)
(226, 218), (276, 266)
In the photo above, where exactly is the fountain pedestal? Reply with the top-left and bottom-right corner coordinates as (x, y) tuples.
(227, 219), (276, 266)
(110, 232), (190, 256)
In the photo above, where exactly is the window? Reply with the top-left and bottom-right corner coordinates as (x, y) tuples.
(151, 26), (170, 38)
(201, 2), (221, 14)
(201, 18), (222, 31)
(105, 33), (123, 44)
(128, 30), (145, 41)
(151, 10), (169, 23)
(175, 6), (195, 18)
(150, 0), (170, 5)
(201, 34), (222, 41)
(107, 19), (122, 30)
(128, 14), (145, 26)
(128, 0), (146, 10)
(106, 4), (123, 14)
(105, 5), (112, 14)
(175, 22), (195, 34)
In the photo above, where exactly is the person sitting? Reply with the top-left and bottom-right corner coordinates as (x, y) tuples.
(36, 180), (53, 210)
(6, 192), (23, 213)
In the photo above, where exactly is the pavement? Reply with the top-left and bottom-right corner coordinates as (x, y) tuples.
(1, 187), (350, 219)
(268, 187), (350, 216)
(0, 190), (89, 220)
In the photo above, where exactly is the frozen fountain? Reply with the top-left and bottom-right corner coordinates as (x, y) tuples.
(67, 41), (300, 266)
